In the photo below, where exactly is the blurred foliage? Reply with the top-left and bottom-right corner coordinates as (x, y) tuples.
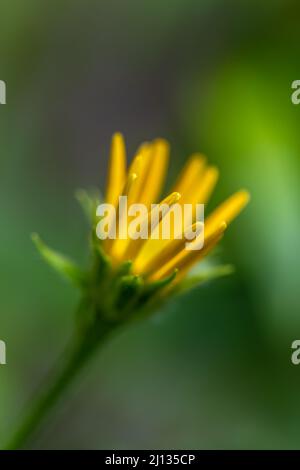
(0, 0), (300, 449)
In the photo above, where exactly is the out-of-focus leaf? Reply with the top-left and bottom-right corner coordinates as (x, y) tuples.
(75, 188), (101, 224)
(32, 233), (86, 287)
(175, 264), (234, 295)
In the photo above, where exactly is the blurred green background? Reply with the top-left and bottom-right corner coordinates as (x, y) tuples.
(1, 0), (300, 449)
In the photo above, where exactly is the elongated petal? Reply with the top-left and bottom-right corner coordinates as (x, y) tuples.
(105, 133), (127, 206)
(132, 193), (186, 272)
(138, 139), (170, 208)
(149, 222), (227, 281)
(137, 165), (218, 265)
(179, 166), (219, 229)
(126, 191), (181, 262)
(192, 166), (219, 205)
(106, 172), (137, 260)
(173, 154), (206, 197)
(205, 190), (250, 238)
(127, 143), (153, 205)
(140, 222), (203, 276)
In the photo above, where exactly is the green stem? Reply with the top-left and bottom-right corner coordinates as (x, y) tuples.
(5, 323), (112, 450)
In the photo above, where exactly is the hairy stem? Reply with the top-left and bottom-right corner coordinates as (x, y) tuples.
(5, 321), (113, 450)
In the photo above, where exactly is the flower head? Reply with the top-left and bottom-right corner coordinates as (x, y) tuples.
(102, 132), (249, 285)
(23, 133), (249, 451)
(32, 132), (249, 330)
(17, 134), (249, 449)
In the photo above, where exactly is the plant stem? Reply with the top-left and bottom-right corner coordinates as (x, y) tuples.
(5, 324), (112, 450)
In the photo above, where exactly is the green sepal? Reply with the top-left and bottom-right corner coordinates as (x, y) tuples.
(138, 270), (178, 305)
(92, 244), (111, 282)
(32, 233), (86, 288)
(115, 275), (144, 311)
(75, 188), (101, 224)
(115, 260), (133, 278)
(174, 264), (234, 295)
(94, 244), (111, 268)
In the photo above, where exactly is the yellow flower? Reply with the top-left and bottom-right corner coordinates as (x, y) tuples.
(21, 132), (249, 451)
(102, 133), (250, 285)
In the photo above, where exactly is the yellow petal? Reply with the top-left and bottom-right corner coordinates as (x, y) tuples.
(140, 222), (203, 276)
(173, 154), (206, 198)
(136, 153), (211, 268)
(107, 147), (148, 262)
(105, 133), (127, 207)
(127, 143), (153, 206)
(189, 165), (219, 206)
(205, 190), (250, 238)
(150, 222), (227, 281)
(110, 145), (153, 260)
(138, 139), (170, 208)
(131, 192), (182, 271)
(106, 172), (137, 260)
(174, 230), (224, 283)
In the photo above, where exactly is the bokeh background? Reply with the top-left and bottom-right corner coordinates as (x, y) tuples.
(1, 0), (300, 449)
